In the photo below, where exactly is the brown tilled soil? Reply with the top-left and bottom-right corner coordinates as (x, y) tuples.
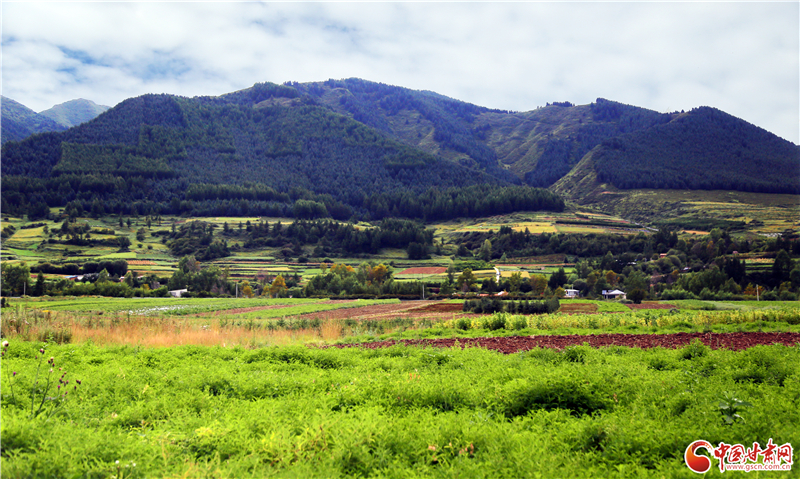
(325, 332), (800, 353)
(411, 303), (464, 313)
(559, 303), (598, 314)
(296, 301), (472, 321)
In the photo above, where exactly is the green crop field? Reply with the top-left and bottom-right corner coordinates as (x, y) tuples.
(7, 296), (388, 317)
(2, 330), (798, 477)
(2, 298), (800, 477)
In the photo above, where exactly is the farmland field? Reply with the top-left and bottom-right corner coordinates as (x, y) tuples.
(569, 188), (800, 235)
(2, 203), (799, 477)
(2, 308), (799, 478)
(430, 211), (646, 244)
(2, 298), (800, 477)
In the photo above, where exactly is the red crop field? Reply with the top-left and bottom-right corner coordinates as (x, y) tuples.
(396, 267), (447, 275)
(327, 332), (800, 353)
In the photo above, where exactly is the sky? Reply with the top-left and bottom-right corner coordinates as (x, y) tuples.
(2, 2), (798, 143)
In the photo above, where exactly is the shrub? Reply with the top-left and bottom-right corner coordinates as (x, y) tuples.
(454, 317), (472, 330)
(511, 316), (528, 330)
(481, 313), (508, 331)
(679, 339), (709, 360)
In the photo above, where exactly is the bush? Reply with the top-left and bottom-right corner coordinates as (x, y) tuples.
(481, 313), (508, 331)
(660, 288), (696, 300)
(455, 317), (472, 330)
(545, 297), (560, 313)
(761, 290), (779, 301)
(463, 298), (556, 315)
(679, 339), (709, 360)
(511, 316), (528, 330)
(779, 291), (797, 301)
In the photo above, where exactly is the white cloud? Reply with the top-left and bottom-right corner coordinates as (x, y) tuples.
(2, 1), (797, 142)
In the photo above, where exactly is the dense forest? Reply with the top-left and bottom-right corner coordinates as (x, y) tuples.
(521, 99), (675, 187)
(593, 107), (800, 193)
(291, 78), (519, 182)
(3, 80), (798, 220)
(5, 91), (561, 220)
(1, 96), (69, 144)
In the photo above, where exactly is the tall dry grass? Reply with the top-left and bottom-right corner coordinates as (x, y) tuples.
(0, 306), (345, 348)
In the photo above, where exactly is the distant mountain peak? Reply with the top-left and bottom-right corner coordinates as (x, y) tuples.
(39, 98), (110, 128)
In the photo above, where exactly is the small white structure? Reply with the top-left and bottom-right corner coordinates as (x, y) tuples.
(602, 289), (626, 300)
(564, 289), (580, 298)
(169, 289), (188, 298)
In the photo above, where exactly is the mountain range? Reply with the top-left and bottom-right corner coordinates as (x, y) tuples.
(1, 97), (109, 144)
(1, 79), (797, 220)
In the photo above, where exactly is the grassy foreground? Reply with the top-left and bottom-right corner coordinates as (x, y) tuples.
(2, 338), (799, 478)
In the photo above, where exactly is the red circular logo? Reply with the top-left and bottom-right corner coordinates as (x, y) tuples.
(685, 440), (713, 473)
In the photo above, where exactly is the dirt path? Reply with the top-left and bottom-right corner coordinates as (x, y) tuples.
(326, 332), (800, 353)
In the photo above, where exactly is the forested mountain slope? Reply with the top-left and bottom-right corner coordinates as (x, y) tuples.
(592, 107), (800, 193)
(2, 79), (796, 221)
(1, 86), (564, 220)
(477, 98), (674, 187)
(289, 80), (797, 193)
(554, 106), (800, 201)
(1, 96), (68, 144)
(291, 80), (675, 187)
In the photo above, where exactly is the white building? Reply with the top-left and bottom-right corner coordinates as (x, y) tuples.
(601, 289), (626, 300)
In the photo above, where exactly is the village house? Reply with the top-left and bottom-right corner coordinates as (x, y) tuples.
(601, 289), (626, 300)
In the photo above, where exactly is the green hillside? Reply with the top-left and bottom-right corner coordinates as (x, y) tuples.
(1, 96), (68, 144)
(479, 99), (672, 187)
(2, 80), (797, 222)
(289, 81), (797, 195)
(592, 107), (800, 194)
(39, 98), (110, 128)
(1, 87), (564, 221)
